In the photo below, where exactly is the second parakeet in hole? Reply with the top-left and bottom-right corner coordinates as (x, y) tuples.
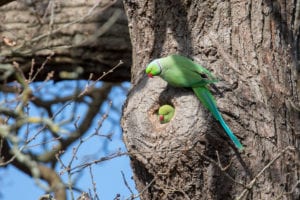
(146, 54), (244, 151)
(158, 105), (175, 124)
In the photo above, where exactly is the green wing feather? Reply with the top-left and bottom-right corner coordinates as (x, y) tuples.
(192, 87), (244, 151)
(159, 55), (218, 88)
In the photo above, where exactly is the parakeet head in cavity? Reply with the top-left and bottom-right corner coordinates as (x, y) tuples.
(145, 59), (162, 78)
(158, 104), (175, 124)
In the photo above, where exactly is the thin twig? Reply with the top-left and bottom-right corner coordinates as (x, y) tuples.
(121, 170), (134, 195)
(88, 166), (100, 200)
(78, 60), (123, 97)
(126, 177), (157, 200)
(236, 146), (295, 200)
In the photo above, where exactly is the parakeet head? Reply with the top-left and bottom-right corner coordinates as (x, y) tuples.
(145, 59), (162, 78)
(158, 104), (175, 124)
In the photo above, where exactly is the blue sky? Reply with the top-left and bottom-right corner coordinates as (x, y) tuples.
(0, 81), (138, 200)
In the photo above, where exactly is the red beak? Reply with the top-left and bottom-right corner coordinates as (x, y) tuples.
(147, 73), (153, 78)
(159, 115), (164, 121)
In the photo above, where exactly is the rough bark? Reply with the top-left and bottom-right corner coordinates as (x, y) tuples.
(0, 0), (14, 7)
(122, 0), (300, 199)
(0, 0), (131, 82)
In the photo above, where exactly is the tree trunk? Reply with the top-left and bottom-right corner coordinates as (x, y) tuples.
(0, 0), (131, 82)
(122, 0), (300, 199)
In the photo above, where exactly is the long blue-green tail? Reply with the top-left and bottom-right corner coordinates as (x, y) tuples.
(192, 87), (244, 151)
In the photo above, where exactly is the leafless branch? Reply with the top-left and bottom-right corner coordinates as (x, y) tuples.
(79, 60), (123, 97)
(121, 170), (134, 195)
(236, 146), (296, 200)
(88, 166), (100, 200)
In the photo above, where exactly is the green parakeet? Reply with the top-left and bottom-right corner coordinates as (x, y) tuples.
(146, 54), (244, 151)
(158, 105), (175, 124)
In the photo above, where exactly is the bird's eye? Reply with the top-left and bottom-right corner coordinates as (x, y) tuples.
(200, 73), (208, 79)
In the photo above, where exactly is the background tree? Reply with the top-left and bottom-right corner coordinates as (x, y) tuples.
(122, 0), (300, 199)
(0, 0), (131, 82)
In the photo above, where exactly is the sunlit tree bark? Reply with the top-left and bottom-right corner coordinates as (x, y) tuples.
(122, 0), (300, 199)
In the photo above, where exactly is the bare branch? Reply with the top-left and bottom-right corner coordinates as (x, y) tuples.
(236, 146), (296, 200)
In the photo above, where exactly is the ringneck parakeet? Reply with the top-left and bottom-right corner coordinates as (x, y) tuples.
(158, 105), (175, 124)
(145, 54), (244, 151)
